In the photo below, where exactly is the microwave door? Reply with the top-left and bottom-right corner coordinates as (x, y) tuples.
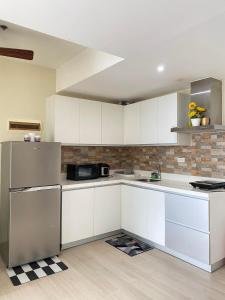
(78, 167), (92, 178)
(77, 165), (99, 180)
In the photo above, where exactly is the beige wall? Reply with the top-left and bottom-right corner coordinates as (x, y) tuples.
(0, 58), (55, 141)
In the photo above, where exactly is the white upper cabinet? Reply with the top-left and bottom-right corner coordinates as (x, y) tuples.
(46, 95), (124, 145)
(46, 93), (190, 145)
(140, 98), (158, 144)
(157, 93), (178, 144)
(46, 95), (79, 144)
(79, 99), (102, 144)
(101, 103), (123, 145)
(124, 102), (140, 144)
(124, 92), (189, 145)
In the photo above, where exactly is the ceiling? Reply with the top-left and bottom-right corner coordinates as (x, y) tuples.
(0, 20), (85, 69)
(1, 0), (225, 100)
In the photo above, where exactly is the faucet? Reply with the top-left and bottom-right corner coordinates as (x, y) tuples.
(150, 161), (161, 181)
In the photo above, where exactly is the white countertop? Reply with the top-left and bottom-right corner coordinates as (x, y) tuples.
(61, 174), (225, 199)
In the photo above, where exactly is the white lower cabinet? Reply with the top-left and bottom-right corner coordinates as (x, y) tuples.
(61, 183), (225, 271)
(165, 221), (209, 264)
(165, 193), (210, 264)
(94, 185), (121, 235)
(165, 193), (209, 232)
(62, 185), (121, 245)
(121, 185), (147, 237)
(121, 185), (165, 246)
(62, 188), (94, 244)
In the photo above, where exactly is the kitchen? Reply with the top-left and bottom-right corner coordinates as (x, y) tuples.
(2, 1), (225, 299)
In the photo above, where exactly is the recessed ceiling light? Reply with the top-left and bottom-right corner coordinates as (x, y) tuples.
(157, 65), (165, 72)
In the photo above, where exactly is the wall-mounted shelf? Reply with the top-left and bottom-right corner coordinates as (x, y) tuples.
(171, 125), (225, 134)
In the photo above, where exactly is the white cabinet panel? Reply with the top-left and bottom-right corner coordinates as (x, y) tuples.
(157, 93), (178, 144)
(140, 99), (157, 144)
(46, 96), (79, 143)
(94, 185), (121, 235)
(62, 189), (94, 244)
(102, 103), (123, 144)
(121, 185), (141, 234)
(165, 193), (209, 232)
(166, 221), (209, 264)
(146, 190), (165, 245)
(79, 100), (102, 144)
(121, 185), (165, 245)
(54, 97), (79, 144)
(124, 102), (140, 144)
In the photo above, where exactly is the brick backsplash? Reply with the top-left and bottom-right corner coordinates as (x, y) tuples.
(61, 133), (225, 178)
(61, 146), (131, 172)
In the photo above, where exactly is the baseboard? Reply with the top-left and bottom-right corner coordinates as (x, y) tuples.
(61, 230), (122, 250)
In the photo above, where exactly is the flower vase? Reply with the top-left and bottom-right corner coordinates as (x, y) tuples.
(191, 118), (201, 127)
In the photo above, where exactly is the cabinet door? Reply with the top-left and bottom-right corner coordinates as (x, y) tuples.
(94, 185), (121, 235)
(140, 99), (157, 144)
(54, 96), (79, 143)
(157, 93), (178, 144)
(102, 103), (123, 145)
(121, 185), (137, 233)
(121, 186), (165, 245)
(145, 190), (165, 245)
(62, 189), (94, 244)
(124, 102), (140, 144)
(79, 100), (101, 144)
(121, 185), (148, 237)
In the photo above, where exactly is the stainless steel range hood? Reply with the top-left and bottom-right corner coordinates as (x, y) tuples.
(171, 77), (225, 133)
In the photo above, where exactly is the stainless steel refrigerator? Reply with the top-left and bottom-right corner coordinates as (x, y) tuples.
(0, 141), (61, 267)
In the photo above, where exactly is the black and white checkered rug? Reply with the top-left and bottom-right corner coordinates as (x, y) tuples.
(106, 234), (154, 257)
(6, 256), (68, 286)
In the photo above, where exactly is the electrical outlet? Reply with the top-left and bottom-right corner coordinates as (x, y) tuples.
(177, 157), (185, 163)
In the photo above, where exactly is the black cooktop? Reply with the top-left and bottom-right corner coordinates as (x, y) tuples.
(190, 181), (225, 190)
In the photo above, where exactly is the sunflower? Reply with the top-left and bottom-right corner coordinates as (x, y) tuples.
(188, 111), (197, 118)
(188, 102), (197, 110)
(197, 106), (206, 112)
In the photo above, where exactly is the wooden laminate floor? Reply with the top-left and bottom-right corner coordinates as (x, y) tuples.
(1, 238), (225, 300)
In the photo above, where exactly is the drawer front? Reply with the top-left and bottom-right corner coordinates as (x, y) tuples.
(166, 221), (209, 264)
(165, 193), (209, 232)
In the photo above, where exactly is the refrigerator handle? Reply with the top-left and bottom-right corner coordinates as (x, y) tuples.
(9, 187), (30, 192)
(9, 185), (61, 193)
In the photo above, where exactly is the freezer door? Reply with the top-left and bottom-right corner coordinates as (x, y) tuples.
(9, 186), (61, 267)
(10, 142), (61, 188)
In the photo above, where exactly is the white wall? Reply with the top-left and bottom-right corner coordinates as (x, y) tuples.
(56, 48), (123, 92)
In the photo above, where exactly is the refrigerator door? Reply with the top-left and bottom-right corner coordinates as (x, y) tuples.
(9, 186), (61, 267)
(10, 142), (61, 188)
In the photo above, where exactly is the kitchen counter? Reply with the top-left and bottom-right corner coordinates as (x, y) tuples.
(61, 174), (224, 199)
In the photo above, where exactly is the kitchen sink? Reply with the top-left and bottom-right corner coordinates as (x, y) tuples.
(114, 170), (135, 179)
(136, 178), (161, 182)
(115, 170), (134, 175)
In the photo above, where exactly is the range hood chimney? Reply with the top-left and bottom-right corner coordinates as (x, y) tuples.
(171, 77), (225, 133)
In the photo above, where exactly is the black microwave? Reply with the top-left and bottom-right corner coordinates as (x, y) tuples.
(67, 164), (99, 181)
